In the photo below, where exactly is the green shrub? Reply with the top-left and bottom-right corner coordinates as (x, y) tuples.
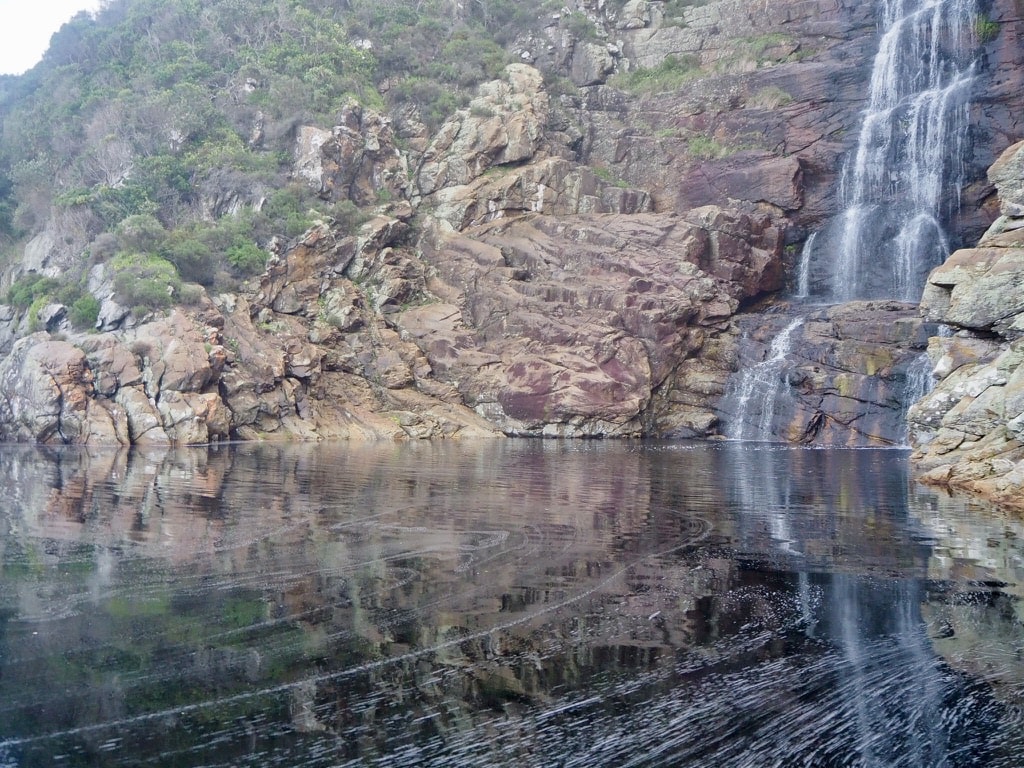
(252, 186), (316, 240)
(974, 15), (1000, 43)
(614, 54), (702, 94)
(226, 241), (267, 276)
(391, 76), (464, 130)
(7, 273), (59, 309)
(162, 233), (216, 286)
(748, 86), (793, 109)
(111, 253), (182, 312)
(69, 294), (101, 330)
(687, 134), (728, 159)
(27, 294), (51, 332)
(328, 200), (371, 234)
(178, 283), (204, 305)
(715, 33), (798, 73)
(592, 166), (629, 188)
(562, 11), (599, 42)
(116, 213), (167, 253)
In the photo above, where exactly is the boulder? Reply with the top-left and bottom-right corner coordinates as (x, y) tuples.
(116, 386), (169, 444)
(988, 139), (1024, 214)
(0, 336), (122, 444)
(920, 247), (1024, 337)
(569, 41), (616, 87)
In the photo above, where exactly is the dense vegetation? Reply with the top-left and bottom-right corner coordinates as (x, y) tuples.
(0, 0), (590, 317)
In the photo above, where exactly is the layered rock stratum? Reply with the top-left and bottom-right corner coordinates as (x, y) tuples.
(910, 140), (1024, 510)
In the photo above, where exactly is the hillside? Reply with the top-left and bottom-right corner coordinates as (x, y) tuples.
(0, 0), (1022, 491)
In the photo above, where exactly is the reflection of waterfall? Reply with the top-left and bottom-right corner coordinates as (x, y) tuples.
(831, 575), (950, 765)
(701, 444), (1000, 766)
(830, 0), (976, 301)
(724, 317), (804, 441)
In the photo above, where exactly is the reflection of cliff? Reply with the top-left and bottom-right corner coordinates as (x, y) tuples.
(0, 443), (1018, 766)
(911, 491), (1024, 730)
(0, 442), (713, 758)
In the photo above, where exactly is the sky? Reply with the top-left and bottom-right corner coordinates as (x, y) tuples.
(0, 0), (102, 75)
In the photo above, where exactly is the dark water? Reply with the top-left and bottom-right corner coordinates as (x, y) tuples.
(0, 440), (1022, 767)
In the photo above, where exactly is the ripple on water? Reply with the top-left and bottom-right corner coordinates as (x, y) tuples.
(1, 441), (1023, 767)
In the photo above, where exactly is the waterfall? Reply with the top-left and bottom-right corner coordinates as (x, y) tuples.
(719, 0), (976, 443)
(830, 0), (976, 301)
(725, 317), (804, 441)
(794, 232), (815, 299)
(900, 351), (936, 441)
(903, 352), (935, 406)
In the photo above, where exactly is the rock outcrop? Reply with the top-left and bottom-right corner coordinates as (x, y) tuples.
(910, 141), (1024, 509)
(412, 206), (782, 436)
(3, 0), (1024, 455)
(294, 101), (411, 207)
(0, 197), (782, 443)
(718, 301), (930, 446)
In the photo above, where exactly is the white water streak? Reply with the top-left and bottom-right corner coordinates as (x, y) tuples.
(833, 0), (976, 301)
(795, 232), (815, 299)
(728, 318), (804, 441)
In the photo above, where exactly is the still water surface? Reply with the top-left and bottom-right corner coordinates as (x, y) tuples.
(0, 440), (1022, 766)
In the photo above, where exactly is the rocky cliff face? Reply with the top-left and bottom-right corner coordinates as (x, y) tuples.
(1, 0), (1023, 450)
(909, 140), (1024, 510)
(0, 195), (782, 443)
(718, 301), (930, 445)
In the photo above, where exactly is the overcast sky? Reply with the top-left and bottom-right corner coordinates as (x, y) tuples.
(0, 0), (102, 75)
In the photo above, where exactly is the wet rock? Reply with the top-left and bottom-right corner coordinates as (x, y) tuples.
(719, 302), (929, 446)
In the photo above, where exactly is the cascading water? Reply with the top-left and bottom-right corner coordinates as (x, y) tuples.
(831, 0), (976, 301)
(723, 317), (804, 441)
(720, 0), (977, 442)
(903, 351), (936, 407)
(794, 232), (816, 300)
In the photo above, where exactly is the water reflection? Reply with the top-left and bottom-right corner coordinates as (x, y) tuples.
(0, 441), (1021, 766)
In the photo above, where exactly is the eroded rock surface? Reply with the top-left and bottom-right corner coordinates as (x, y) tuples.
(719, 302), (929, 446)
(911, 141), (1024, 509)
(412, 207), (782, 436)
